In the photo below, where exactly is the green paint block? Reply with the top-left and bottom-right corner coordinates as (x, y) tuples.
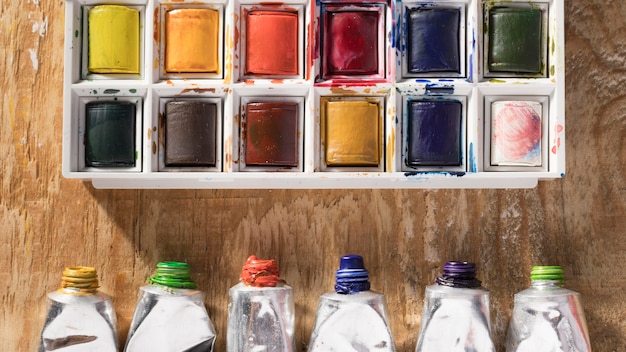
(488, 7), (543, 74)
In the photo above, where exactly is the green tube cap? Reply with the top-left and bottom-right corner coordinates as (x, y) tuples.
(148, 261), (197, 289)
(530, 265), (564, 283)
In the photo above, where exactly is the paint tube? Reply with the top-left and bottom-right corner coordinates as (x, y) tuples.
(307, 254), (396, 352)
(124, 262), (216, 352)
(415, 261), (495, 352)
(39, 266), (118, 352)
(227, 255), (295, 352)
(506, 266), (591, 352)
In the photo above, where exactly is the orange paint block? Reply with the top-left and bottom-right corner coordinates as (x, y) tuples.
(245, 10), (298, 76)
(324, 100), (381, 166)
(165, 8), (219, 73)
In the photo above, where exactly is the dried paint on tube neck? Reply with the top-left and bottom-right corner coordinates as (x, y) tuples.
(148, 261), (197, 289)
(435, 261), (482, 289)
(335, 254), (371, 294)
(240, 255), (282, 287)
(59, 266), (100, 295)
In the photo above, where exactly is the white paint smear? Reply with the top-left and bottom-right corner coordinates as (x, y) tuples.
(32, 17), (48, 37)
(28, 49), (38, 71)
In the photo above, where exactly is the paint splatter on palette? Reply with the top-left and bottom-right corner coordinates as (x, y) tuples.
(61, 0), (565, 189)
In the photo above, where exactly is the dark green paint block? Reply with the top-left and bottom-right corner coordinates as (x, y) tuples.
(85, 101), (136, 167)
(488, 7), (543, 74)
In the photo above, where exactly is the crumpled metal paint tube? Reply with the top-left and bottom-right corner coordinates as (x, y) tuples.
(415, 261), (496, 352)
(506, 266), (591, 352)
(227, 255), (295, 352)
(39, 266), (118, 352)
(307, 254), (396, 352)
(124, 261), (216, 352)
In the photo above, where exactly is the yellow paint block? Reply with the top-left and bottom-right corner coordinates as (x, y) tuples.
(324, 100), (381, 166)
(88, 5), (140, 74)
(165, 9), (219, 73)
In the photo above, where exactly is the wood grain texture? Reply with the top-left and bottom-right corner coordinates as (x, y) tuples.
(1, 0), (625, 351)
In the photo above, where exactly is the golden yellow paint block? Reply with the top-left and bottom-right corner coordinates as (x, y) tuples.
(324, 100), (381, 166)
(165, 9), (219, 73)
(88, 5), (140, 74)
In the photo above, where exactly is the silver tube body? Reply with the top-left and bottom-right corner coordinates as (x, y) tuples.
(308, 291), (396, 352)
(415, 284), (495, 352)
(124, 285), (216, 352)
(39, 290), (118, 352)
(506, 282), (591, 352)
(227, 282), (295, 352)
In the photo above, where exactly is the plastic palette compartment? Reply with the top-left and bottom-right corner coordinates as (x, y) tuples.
(62, 0), (565, 189)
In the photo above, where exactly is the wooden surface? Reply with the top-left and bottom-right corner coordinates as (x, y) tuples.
(1, 0), (625, 351)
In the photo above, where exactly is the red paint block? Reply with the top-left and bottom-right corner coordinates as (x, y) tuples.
(246, 11), (299, 76)
(245, 102), (299, 166)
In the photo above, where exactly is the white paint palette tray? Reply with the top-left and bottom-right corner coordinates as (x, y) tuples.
(62, 0), (565, 189)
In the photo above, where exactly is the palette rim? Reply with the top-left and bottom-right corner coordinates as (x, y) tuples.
(61, 0), (565, 189)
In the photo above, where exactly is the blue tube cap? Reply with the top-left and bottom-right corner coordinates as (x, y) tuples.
(335, 254), (371, 294)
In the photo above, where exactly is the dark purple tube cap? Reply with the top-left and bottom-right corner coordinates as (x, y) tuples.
(436, 261), (482, 288)
(335, 254), (371, 294)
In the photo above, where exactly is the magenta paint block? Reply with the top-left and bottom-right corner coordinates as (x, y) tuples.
(322, 4), (383, 79)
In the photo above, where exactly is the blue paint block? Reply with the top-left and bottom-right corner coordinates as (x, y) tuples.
(407, 100), (462, 166)
(407, 8), (460, 73)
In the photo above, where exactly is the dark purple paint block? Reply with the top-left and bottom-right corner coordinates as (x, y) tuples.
(407, 100), (462, 166)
